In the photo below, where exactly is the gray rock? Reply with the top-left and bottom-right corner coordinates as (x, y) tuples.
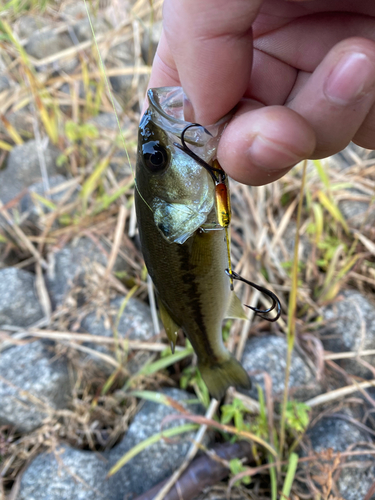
(0, 341), (70, 433)
(320, 289), (375, 378)
(1, 108), (34, 139)
(274, 219), (312, 264)
(338, 188), (375, 229)
(73, 18), (110, 42)
(61, 2), (89, 20)
(109, 70), (134, 105)
(107, 41), (135, 104)
(25, 31), (72, 59)
(330, 142), (375, 171)
(0, 268), (43, 327)
(106, 40), (136, 104)
(107, 40), (134, 65)
(45, 237), (127, 308)
(0, 140), (61, 205)
(88, 112), (135, 136)
(241, 335), (320, 400)
(141, 21), (162, 65)
(80, 295), (155, 374)
(25, 31), (77, 72)
(0, 74), (10, 93)
(20, 174), (76, 228)
(87, 112), (134, 176)
(109, 388), (205, 497)
(17, 15), (47, 39)
(306, 416), (375, 500)
(18, 388), (203, 499)
(88, 112), (119, 131)
(59, 81), (87, 113)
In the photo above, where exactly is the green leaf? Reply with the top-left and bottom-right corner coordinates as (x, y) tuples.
(229, 458), (251, 486)
(285, 401), (310, 433)
(65, 121), (79, 142)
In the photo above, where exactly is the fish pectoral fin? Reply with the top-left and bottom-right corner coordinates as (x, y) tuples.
(225, 291), (248, 320)
(158, 299), (180, 354)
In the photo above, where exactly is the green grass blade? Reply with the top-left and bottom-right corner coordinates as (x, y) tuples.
(317, 190), (349, 234)
(312, 202), (324, 245)
(107, 423), (198, 477)
(269, 455), (277, 500)
(313, 159), (330, 189)
(139, 347), (194, 376)
(82, 0), (133, 176)
(279, 161), (307, 456)
(80, 157), (110, 204)
(281, 452), (299, 498)
(129, 390), (176, 407)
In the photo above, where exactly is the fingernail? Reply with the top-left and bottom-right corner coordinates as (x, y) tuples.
(324, 52), (375, 105)
(248, 135), (304, 171)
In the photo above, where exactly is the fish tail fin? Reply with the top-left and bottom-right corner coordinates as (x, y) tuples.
(198, 355), (251, 400)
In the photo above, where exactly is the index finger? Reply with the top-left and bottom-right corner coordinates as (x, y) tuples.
(149, 0), (263, 125)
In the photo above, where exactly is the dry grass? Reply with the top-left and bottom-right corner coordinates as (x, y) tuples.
(1, 0), (375, 498)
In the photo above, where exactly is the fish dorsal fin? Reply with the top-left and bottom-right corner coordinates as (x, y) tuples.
(158, 299), (181, 353)
(225, 291), (248, 320)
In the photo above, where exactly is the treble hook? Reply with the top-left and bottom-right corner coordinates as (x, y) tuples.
(173, 123), (223, 184)
(225, 269), (281, 322)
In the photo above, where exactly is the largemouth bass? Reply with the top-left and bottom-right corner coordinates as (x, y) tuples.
(135, 87), (251, 400)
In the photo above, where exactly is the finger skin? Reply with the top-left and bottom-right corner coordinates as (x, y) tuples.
(287, 37), (375, 157)
(218, 101), (316, 185)
(161, 0), (262, 124)
(353, 101), (375, 148)
(147, 0), (375, 186)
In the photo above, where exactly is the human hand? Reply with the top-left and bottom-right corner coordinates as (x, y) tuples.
(148, 0), (375, 185)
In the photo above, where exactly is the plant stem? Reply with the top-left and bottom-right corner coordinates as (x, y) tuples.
(279, 161), (307, 457)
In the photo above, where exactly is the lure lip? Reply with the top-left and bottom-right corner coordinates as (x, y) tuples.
(147, 87), (230, 139)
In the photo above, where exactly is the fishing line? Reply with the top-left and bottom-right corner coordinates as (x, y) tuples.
(83, 0), (153, 213)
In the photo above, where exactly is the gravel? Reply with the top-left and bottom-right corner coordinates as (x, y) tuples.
(45, 236), (127, 308)
(25, 30), (77, 72)
(0, 140), (61, 205)
(0, 268), (43, 328)
(80, 294), (155, 375)
(320, 289), (375, 378)
(241, 335), (321, 400)
(0, 74), (10, 92)
(20, 174), (76, 228)
(18, 388), (204, 499)
(17, 15), (47, 39)
(305, 415), (375, 500)
(0, 341), (70, 433)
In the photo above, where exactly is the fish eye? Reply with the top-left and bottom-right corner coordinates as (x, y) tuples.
(142, 141), (169, 172)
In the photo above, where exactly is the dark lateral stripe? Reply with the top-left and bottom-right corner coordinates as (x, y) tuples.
(176, 243), (217, 362)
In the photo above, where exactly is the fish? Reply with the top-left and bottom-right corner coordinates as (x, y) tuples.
(135, 87), (251, 400)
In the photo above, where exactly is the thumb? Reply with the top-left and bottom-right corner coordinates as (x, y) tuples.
(162, 0), (263, 124)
